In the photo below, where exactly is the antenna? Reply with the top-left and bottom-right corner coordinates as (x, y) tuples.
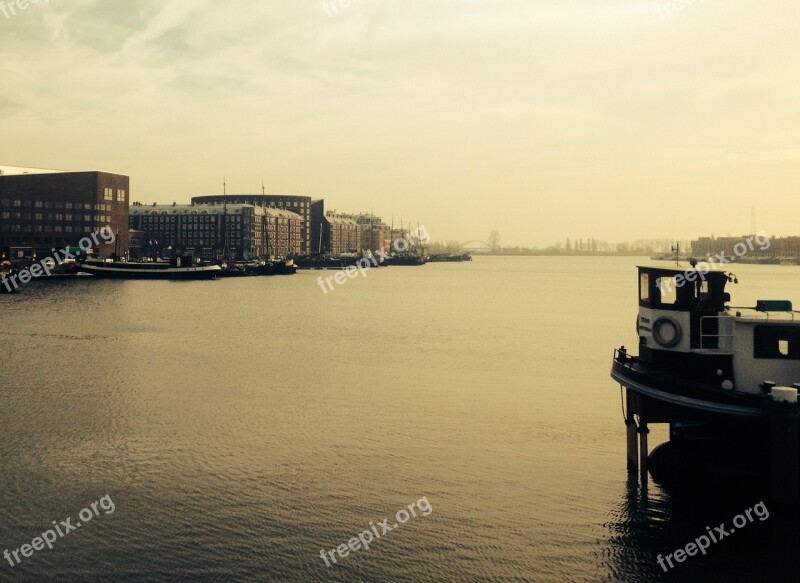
(262, 180), (266, 196)
(671, 243), (680, 266)
(223, 176), (226, 196)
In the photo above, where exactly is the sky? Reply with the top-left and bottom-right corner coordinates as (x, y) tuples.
(1, 0), (799, 247)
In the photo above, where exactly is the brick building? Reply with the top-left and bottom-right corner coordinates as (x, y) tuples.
(310, 202), (378, 254)
(129, 203), (303, 260)
(0, 166), (130, 260)
(191, 194), (312, 254)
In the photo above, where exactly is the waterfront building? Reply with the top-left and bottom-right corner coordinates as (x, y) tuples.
(336, 212), (390, 253)
(191, 194), (312, 254)
(309, 201), (363, 255)
(692, 234), (799, 262)
(129, 203), (303, 260)
(0, 166), (130, 260)
(323, 215), (361, 255)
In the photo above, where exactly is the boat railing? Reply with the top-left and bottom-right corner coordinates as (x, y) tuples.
(699, 315), (735, 351)
(613, 347), (637, 367)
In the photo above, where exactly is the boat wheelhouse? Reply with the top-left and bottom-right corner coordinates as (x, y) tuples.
(612, 264), (800, 417)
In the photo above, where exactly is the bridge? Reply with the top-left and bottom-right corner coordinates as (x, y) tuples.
(459, 240), (493, 253)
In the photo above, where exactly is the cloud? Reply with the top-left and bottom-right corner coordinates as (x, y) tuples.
(1, 0), (800, 244)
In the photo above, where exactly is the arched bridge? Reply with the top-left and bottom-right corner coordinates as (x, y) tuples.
(460, 240), (492, 252)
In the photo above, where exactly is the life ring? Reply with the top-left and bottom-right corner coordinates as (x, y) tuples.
(652, 317), (682, 348)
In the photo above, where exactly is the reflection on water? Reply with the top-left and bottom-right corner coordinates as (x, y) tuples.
(1, 258), (799, 581)
(605, 475), (800, 582)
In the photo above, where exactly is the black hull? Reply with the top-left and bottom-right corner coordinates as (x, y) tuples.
(383, 255), (426, 266)
(295, 257), (372, 270)
(78, 265), (220, 280)
(428, 254), (472, 262)
(254, 262), (297, 276)
(216, 262), (297, 277)
(611, 353), (765, 417)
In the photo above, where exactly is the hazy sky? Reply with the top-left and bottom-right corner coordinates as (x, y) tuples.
(1, 0), (798, 246)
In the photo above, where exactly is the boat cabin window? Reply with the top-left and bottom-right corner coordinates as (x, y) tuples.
(754, 326), (800, 359)
(657, 276), (679, 306)
(640, 273), (650, 302)
(638, 267), (727, 312)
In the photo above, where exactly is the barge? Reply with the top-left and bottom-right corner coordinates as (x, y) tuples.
(78, 258), (221, 280)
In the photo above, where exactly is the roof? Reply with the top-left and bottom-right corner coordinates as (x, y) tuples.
(129, 203), (302, 220)
(637, 264), (730, 278)
(325, 216), (360, 227)
(0, 166), (126, 177)
(0, 165), (65, 175)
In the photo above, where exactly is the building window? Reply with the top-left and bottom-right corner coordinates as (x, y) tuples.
(104, 188), (113, 201)
(117, 189), (126, 202)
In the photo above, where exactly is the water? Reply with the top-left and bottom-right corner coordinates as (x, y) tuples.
(1, 257), (798, 582)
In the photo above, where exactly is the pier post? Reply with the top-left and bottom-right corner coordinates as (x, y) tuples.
(626, 390), (638, 471)
(626, 419), (638, 471)
(769, 386), (799, 507)
(638, 422), (649, 489)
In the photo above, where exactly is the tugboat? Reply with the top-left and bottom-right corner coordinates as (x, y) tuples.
(612, 261), (800, 492)
(610, 262), (800, 417)
(78, 256), (221, 280)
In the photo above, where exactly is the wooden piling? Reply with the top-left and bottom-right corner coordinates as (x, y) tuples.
(638, 422), (649, 489)
(769, 386), (799, 507)
(626, 390), (639, 471)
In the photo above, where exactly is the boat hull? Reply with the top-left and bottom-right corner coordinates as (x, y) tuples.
(611, 353), (764, 418)
(78, 263), (221, 280)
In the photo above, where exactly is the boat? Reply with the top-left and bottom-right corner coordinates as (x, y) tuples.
(295, 254), (376, 270)
(611, 262), (800, 418)
(383, 253), (426, 266)
(78, 257), (221, 280)
(259, 259), (297, 276)
(428, 253), (472, 262)
(216, 261), (260, 278)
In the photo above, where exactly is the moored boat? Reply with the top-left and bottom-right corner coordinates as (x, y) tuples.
(610, 262), (800, 493)
(428, 253), (472, 262)
(609, 263), (800, 417)
(383, 253), (426, 266)
(78, 257), (221, 280)
(295, 254), (375, 270)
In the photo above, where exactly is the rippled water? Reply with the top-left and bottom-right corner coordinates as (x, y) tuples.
(1, 257), (798, 582)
